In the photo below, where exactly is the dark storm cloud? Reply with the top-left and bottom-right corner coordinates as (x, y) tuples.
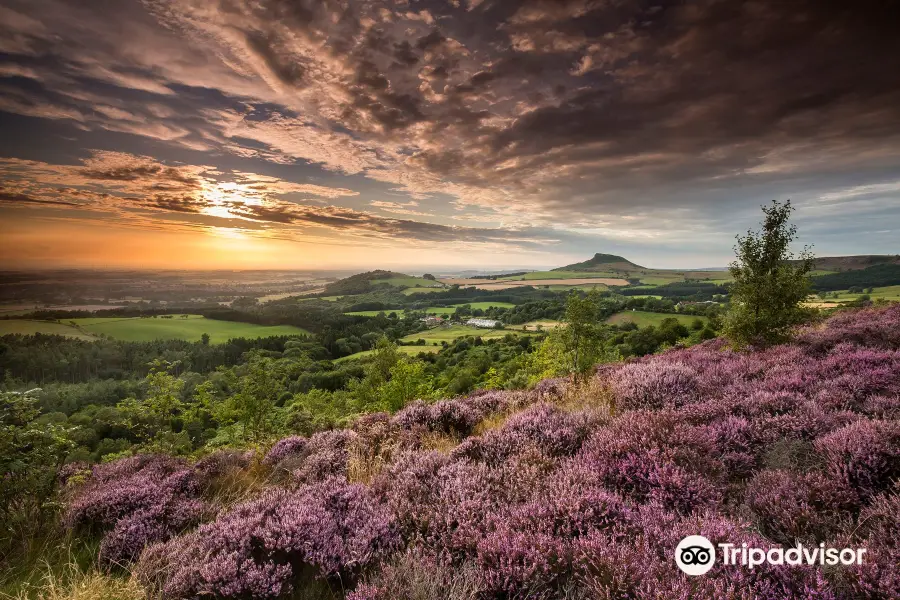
(0, 0), (898, 257)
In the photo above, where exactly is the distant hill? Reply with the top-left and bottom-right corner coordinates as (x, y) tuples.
(800, 255), (900, 272)
(554, 253), (647, 272)
(811, 263), (900, 291)
(323, 270), (440, 296)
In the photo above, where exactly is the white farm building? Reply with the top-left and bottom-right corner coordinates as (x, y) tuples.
(466, 318), (500, 329)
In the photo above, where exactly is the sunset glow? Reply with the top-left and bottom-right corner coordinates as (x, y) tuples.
(0, 0), (898, 270)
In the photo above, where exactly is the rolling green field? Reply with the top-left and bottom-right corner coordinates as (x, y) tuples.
(543, 284), (610, 292)
(806, 285), (900, 307)
(335, 345), (440, 362)
(345, 310), (407, 317)
(0, 319), (97, 340)
(67, 315), (310, 343)
(346, 302), (515, 318)
(455, 301), (516, 310)
(372, 276), (442, 288)
(401, 325), (534, 345)
(518, 270), (617, 280)
(606, 311), (708, 328)
(520, 320), (564, 330)
(401, 286), (446, 295)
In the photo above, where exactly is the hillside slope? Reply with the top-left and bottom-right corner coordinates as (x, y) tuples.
(65, 306), (900, 599)
(323, 270), (439, 295)
(801, 254), (900, 271)
(553, 252), (646, 272)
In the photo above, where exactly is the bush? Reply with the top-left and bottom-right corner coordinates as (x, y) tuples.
(815, 419), (900, 500)
(745, 470), (858, 544)
(137, 478), (400, 598)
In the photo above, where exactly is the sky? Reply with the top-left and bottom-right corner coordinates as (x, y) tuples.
(0, 0), (898, 271)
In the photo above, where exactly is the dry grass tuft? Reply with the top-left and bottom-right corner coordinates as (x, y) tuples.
(347, 439), (396, 485)
(6, 560), (143, 600)
(419, 432), (460, 454)
(472, 412), (511, 436)
(205, 461), (271, 512)
(558, 375), (616, 417)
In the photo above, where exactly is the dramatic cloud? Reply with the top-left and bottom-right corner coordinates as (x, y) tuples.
(0, 0), (898, 266)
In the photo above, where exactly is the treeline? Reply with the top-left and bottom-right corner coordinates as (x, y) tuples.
(617, 281), (728, 299)
(811, 264), (900, 291)
(469, 272), (529, 280)
(0, 334), (302, 386)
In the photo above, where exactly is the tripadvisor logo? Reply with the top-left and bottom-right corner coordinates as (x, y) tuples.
(675, 535), (868, 576)
(675, 535), (716, 575)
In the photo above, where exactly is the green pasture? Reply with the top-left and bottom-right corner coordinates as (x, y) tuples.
(372, 276), (442, 288)
(68, 315), (310, 343)
(606, 311), (708, 328)
(400, 325), (532, 346)
(335, 345), (440, 362)
(401, 286), (446, 295)
(543, 284), (610, 292)
(0, 319), (97, 340)
(517, 270), (620, 280)
(345, 310), (407, 317)
(810, 285), (900, 305)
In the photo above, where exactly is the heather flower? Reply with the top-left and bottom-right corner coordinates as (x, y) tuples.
(65, 454), (206, 568)
(609, 361), (700, 410)
(193, 449), (254, 482)
(815, 419), (900, 500)
(137, 478), (399, 598)
(476, 528), (571, 598)
(451, 403), (592, 465)
(287, 429), (358, 484)
(262, 435), (308, 467)
(99, 498), (204, 566)
(844, 486), (900, 599)
(745, 470), (858, 544)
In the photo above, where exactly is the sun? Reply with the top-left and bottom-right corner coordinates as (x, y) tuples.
(199, 181), (265, 222)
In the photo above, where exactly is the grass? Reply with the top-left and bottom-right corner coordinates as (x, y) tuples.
(605, 311), (708, 328)
(518, 270), (624, 280)
(520, 320), (564, 330)
(67, 315), (309, 343)
(401, 287), (445, 295)
(345, 310), (407, 317)
(400, 325), (534, 345)
(450, 301), (515, 310)
(0, 320), (97, 340)
(372, 276), (442, 288)
(334, 345), (440, 362)
(543, 284), (610, 292)
(346, 303), (514, 318)
(805, 285), (900, 308)
(637, 276), (682, 285)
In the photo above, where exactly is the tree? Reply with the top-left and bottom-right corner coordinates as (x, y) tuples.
(422, 273), (436, 281)
(562, 289), (607, 379)
(118, 360), (188, 452)
(724, 200), (814, 348)
(216, 358), (284, 444)
(378, 359), (433, 412)
(1, 389), (74, 548)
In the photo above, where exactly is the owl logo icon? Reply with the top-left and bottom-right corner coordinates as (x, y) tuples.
(675, 535), (716, 575)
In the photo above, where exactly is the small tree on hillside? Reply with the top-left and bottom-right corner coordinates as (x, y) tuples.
(725, 200), (815, 348)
